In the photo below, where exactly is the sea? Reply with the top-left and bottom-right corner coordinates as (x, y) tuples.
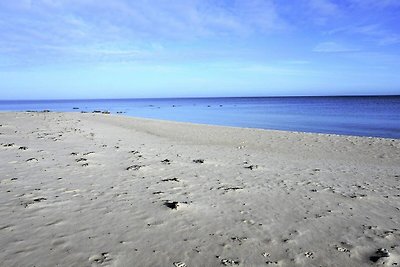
(0, 96), (399, 139)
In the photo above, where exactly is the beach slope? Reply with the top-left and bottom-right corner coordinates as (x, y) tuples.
(0, 112), (399, 266)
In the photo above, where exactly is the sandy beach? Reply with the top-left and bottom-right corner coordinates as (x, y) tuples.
(0, 111), (399, 267)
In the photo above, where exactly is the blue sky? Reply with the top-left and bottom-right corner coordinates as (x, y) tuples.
(0, 0), (400, 99)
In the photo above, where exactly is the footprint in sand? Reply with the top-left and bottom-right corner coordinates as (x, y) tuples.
(244, 164), (258, 170)
(335, 242), (351, 253)
(219, 186), (244, 192)
(304, 251), (314, 258)
(161, 159), (172, 164)
(164, 201), (180, 209)
(173, 262), (187, 267)
(230, 236), (247, 245)
(262, 252), (271, 258)
(89, 252), (111, 265)
(21, 197), (47, 208)
(164, 201), (189, 210)
(126, 165), (143, 171)
(220, 258), (240, 266)
(75, 158), (87, 163)
(161, 178), (180, 182)
(3, 143), (15, 147)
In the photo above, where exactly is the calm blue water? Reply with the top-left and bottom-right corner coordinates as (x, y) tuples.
(0, 96), (399, 139)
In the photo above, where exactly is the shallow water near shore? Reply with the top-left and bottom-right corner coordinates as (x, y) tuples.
(1, 96), (399, 138)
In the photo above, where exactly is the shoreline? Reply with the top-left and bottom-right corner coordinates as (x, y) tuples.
(2, 110), (398, 141)
(1, 94), (399, 140)
(0, 112), (399, 266)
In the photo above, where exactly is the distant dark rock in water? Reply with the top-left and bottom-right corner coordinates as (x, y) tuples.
(81, 111), (88, 113)
(193, 159), (205, 164)
(92, 110), (110, 114)
(26, 110), (51, 113)
(116, 111), (124, 114)
(72, 107), (79, 110)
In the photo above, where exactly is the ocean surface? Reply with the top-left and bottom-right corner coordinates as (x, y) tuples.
(0, 96), (399, 139)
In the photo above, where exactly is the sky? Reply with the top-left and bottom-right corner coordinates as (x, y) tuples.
(0, 0), (400, 100)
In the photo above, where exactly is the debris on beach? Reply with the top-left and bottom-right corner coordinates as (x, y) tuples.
(244, 164), (258, 170)
(369, 248), (390, 263)
(126, 165), (143, 171)
(164, 201), (179, 209)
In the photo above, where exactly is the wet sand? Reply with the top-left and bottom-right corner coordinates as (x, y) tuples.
(0, 111), (399, 266)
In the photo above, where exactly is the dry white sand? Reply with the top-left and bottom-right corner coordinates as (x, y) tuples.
(0, 111), (399, 267)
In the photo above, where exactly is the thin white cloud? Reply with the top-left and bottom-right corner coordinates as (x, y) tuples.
(348, 0), (400, 8)
(0, 0), (32, 10)
(0, 0), (290, 68)
(309, 0), (339, 15)
(32, 0), (286, 38)
(327, 24), (400, 46)
(1, 0), (399, 71)
(313, 42), (359, 53)
(283, 60), (311, 65)
(0, 1), (286, 46)
(379, 36), (400, 45)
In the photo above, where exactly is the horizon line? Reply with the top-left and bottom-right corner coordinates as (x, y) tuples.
(1, 93), (400, 102)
